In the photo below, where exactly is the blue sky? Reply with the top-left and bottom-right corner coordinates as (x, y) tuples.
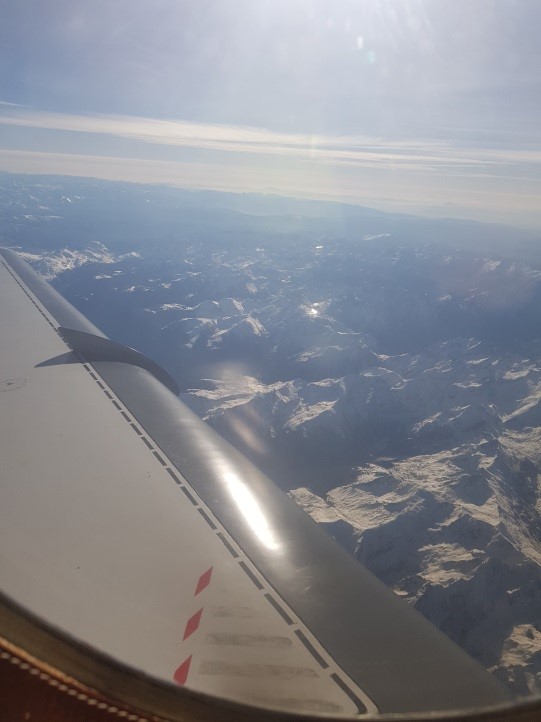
(0, 0), (540, 227)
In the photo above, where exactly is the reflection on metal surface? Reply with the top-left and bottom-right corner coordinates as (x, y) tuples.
(228, 412), (269, 457)
(199, 660), (318, 679)
(204, 632), (292, 648)
(224, 472), (280, 551)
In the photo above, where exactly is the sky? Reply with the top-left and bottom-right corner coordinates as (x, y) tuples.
(0, 0), (540, 228)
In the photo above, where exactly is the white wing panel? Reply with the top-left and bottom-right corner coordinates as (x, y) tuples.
(0, 257), (372, 715)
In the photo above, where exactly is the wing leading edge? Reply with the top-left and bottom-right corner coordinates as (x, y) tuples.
(0, 249), (511, 717)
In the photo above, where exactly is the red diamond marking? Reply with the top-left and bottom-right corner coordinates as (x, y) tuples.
(195, 566), (213, 596)
(183, 608), (203, 641)
(173, 656), (192, 685)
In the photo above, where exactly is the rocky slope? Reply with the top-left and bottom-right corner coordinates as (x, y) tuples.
(184, 342), (541, 696)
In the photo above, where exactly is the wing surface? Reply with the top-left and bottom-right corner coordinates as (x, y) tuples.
(0, 249), (510, 717)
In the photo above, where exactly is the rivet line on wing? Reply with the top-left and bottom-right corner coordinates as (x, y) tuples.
(1, 260), (56, 331)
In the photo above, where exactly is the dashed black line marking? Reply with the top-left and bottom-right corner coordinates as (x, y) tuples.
(153, 450), (166, 466)
(89, 372), (98, 380)
(181, 486), (197, 505)
(104, 390), (113, 399)
(264, 594), (293, 625)
(294, 630), (329, 669)
(217, 533), (239, 559)
(197, 507), (217, 530)
(166, 468), (182, 485)
(1, 262), (60, 333)
(141, 436), (153, 450)
(238, 561), (264, 590)
(97, 381), (106, 390)
(112, 400), (122, 411)
(121, 410), (131, 422)
(330, 674), (367, 713)
(130, 423), (142, 435)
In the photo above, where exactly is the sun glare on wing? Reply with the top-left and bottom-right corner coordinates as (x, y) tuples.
(223, 472), (280, 551)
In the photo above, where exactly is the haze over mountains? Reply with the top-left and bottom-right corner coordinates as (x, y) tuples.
(2, 173), (540, 696)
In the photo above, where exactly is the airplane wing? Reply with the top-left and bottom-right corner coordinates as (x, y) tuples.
(0, 248), (512, 719)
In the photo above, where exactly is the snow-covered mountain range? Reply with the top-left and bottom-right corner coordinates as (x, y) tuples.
(186, 343), (541, 694)
(2, 174), (540, 696)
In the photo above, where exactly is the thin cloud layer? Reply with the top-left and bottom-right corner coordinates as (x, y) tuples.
(1, 109), (539, 181)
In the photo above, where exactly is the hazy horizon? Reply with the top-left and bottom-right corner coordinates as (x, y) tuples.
(1, 1), (540, 230)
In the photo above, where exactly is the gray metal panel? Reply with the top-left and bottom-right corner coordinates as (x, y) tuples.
(0, 249), (511, 714)
(95, 362), (510, 713)
(0, 252), (371, 715)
